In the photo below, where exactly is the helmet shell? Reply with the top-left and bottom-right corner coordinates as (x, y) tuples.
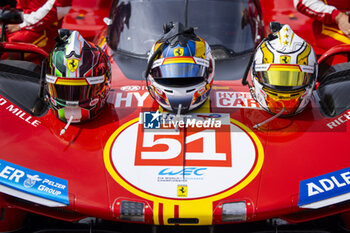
(46, 31), (111, 123)
(147, 33), (214, 113)
(251, 24), (317, 116)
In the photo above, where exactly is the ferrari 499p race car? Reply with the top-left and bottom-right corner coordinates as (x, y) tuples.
(1, 0), (350, 233)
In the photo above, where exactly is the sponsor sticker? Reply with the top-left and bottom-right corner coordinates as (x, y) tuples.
(0, 96), (41, 127)
(326, 109), (350, 130)
(67, 58), (79, 72)
(0, 159), (69, 205)
(173, 47), (184, 56)
(177, 185), (187, 197)
(120, 85), (142, 91)
(216, 91), (260, 109)
(299, 167), (350, 208)
(280, 55), (291, 64)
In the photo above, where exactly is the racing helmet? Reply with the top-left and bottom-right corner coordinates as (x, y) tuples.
(146, 22), (214, 113)
(46, 30), (111, 123)
(251, 24), (317, 116)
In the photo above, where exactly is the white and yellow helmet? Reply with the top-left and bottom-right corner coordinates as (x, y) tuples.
(251, 24), (317, 116)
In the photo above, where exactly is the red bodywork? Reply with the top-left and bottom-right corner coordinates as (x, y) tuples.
(0, 0), (350, 231)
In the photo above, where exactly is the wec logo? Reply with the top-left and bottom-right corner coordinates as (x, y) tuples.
(158, 167), (207, 176)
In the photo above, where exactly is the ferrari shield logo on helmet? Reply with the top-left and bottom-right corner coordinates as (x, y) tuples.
(67, 59), (79, 72)
(173, 47), (184, 56)
(280, 55), (291, 64)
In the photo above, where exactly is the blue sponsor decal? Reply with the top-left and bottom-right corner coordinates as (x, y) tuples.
(299, 167), (350, 206)
(143, 111), (161, 129)
(0, 159), (69, 205)
(159, 167), (207, 176)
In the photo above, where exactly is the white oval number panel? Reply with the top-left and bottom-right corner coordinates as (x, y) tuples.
(108, 117), (263, 199)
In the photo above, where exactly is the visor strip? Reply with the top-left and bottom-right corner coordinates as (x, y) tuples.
(152, 56), (209, 69)
(46, 74), (105, 86)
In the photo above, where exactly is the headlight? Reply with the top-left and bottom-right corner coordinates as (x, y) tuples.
(222, 201), (247, 222)
(120, 200), (145, 222)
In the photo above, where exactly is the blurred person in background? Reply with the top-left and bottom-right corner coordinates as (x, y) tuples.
(5, 0), (72, 52)
(0, 0), (17, 8)
(294, 0), (350, 50)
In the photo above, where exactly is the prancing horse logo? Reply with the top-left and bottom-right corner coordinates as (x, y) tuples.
(174, 47), (184, 56)
(280, 55), (291, 64)
(177, 185), (187, 197)
(67, 59), (79, 72)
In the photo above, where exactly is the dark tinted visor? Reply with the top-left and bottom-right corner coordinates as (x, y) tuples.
(151, 63), (208, 79)
(46, 75), (105, 101)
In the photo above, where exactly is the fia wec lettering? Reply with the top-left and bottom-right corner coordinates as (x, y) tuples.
(299, 167), (350, 207)
(158, 167), (207, 176)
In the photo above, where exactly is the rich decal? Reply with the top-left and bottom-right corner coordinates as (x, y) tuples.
(299, 167), (350, 208)
(216, 91), (260, 109)
(326, 110), (350, 129)
(0, 159), (69, 205)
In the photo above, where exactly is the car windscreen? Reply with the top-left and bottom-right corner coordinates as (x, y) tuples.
(108, 0), (257, 58)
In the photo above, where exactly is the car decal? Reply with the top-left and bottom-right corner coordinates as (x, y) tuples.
(299, 167), (350, 209)
(0, 96), (41, 127)
(0, 159), (69, 207)
(104, 116), (264, 225)
(215, 91), (261, 109)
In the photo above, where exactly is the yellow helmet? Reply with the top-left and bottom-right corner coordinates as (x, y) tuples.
(251, 24), (317, 116)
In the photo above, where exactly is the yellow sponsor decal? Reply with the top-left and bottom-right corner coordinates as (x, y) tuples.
(177, 185), (187, 197)
(280, 55), (291, 64)
(56, 78), (88, 86)
(173, 47), (184, 56)
(163, 57), (195, 64)
(269, 64), (301, 72)
(67, 59), (79, 72)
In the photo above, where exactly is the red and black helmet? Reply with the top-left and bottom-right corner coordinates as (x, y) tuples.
(46, 30), (111, 123)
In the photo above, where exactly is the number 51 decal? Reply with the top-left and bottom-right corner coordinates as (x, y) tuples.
(135, 124), (232, 167)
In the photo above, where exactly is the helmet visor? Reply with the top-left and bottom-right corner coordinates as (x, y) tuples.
(46, 75), (106, 101)
(263, 86), (306, 116)
(152, 63), (208, 78)
(255, 64), (314, 88)
(151, 57), (209, 79)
